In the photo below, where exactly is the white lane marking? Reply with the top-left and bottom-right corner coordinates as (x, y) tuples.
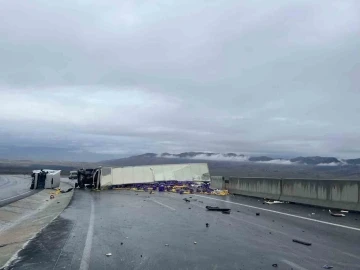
(79, 197), (95, 270)
(193, 195), (360, 232)
(151, 199), (176, 211)
(31, 214), (54, 223)
(0, 191), (32, 202)
(281, 259), (309, 270)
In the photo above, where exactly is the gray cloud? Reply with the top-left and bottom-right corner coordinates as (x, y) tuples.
(0, 0), (360, 161)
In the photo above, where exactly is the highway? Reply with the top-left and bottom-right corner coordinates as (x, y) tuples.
(0, 175), (36, 207)
(4, 188), (360, 270)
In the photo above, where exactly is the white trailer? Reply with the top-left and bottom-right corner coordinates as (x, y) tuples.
(100, 163), (210, 188)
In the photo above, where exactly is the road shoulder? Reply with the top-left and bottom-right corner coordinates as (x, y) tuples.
(0, 181), (74, 269)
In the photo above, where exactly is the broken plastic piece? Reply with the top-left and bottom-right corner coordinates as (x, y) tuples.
(194, 241), (197, 244)
(292, 239), (312, 246)
(106, 253), (112, 257)
(272, 264), (278, 267)
(165, 244), (169, 246)
(322, 265), (334, 269)
(206, 223), (209, 227)
(60, 188), (73, 193)
(121, 242), (123, 245)
(256, 213), (260, 216)
(340, 210), (349, 213)
(264, 200), (284, 205)
(329, 210), (345, 217)
(206, 206), (231, 212)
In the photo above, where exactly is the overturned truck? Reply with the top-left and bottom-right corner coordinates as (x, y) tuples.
(77, 168), (101, 189)
(76, 163), (210, 189)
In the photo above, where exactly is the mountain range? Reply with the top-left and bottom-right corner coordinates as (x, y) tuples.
(103, 152), (360, 166)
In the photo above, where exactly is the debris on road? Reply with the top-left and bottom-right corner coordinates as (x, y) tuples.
(329, 210), (345, 217)
(206, 206), (231, 212)
(272, 263), (278, 267)
(194, 241), (197, 244)
(256, 213), (260, 216)
(222, 210), (231, 214)
(292, 239), (312, 246)
(264, 200), (283, 205)
(183, 198), (190, 202)
(188, 207), (191, 209)
(121, 242), (123, 245)
(206, 223), (209, 227)
(50, 195), (54, 199)
(106, 253), (112, 257)
(60, 188), (73, 193)
(322, 265), (333, 269)
(341, 210), (349, 213)
(165, 244), (169, 246)
(198, 201), (203, 203)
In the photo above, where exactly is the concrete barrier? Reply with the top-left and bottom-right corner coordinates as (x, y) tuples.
(227, 177), (281, 200)
(210, 176), (225, 190)
(280, 179), (360, 211)
(212, 176), (360, 211)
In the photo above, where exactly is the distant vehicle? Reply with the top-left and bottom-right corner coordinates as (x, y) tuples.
(68, 171), (78, 179)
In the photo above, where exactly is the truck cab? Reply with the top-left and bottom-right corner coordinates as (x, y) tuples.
(69, 171), (78, 179)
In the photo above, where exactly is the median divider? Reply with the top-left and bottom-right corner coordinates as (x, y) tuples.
(211, 176), (360, 211)
(0, 180), (74, 268)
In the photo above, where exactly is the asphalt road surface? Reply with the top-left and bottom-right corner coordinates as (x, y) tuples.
(6, 189), (360, 270)
(0, 175), (36, 207)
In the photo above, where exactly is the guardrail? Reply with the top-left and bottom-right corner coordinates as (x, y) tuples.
(211, 176), (360, 211)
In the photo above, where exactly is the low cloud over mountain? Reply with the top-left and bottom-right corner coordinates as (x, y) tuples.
(119, 152), (360, 166)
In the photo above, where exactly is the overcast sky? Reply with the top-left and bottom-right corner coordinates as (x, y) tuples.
(0, 0), (359, 161)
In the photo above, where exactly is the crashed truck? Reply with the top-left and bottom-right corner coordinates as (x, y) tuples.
(76, 163), (211, 189)
(31, 169), (61, 189)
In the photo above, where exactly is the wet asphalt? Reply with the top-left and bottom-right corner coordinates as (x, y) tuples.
(5, 188), (360, 270)
(0, 175), (37, 207)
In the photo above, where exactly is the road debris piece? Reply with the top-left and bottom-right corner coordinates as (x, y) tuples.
(206, 223), (209, 227)
(165, 244), (169, 246)
(206, 206), (231, 212)
(292, 239), (312, 246)
(341, 210), (349, 213)
(60, 188), (73, 193)
(198, 201), (203, 203)
(329, 210), (345, 217)
(50, 195), (55, 199)
(272, 264), (278, 267)
(106, 253), (112, 257)
(322, 265), (333, 269)
(264, 200), (284, 205)
(222, 210), (231, 214)
(121, 242), (123, 245)
(256, 213), (260, 216)
(194, 241), (197, 244)
(188, 207), (191, 209)
(183, 198), (190, 202)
